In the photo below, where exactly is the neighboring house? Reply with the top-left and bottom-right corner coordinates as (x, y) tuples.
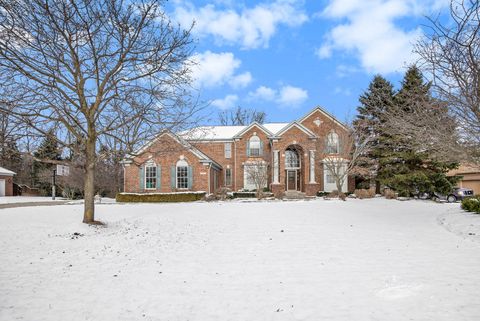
(122, 106), (355, 196)
(0, 166), (16, 196)
(448, 164), (480, 195)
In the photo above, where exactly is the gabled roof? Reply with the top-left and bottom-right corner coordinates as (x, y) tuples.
(298, 106), (348, 130)
(122, 130), (222, 169)
(179, 122), (290, 140)
(233, 122), (273, 138)
(0, 166), (15, 176)
(273, 121), (317, 139)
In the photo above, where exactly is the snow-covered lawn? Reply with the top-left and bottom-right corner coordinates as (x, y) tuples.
(1, 199), (479, 321)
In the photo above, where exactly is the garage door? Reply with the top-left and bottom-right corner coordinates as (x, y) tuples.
(460, 181), (480, 195)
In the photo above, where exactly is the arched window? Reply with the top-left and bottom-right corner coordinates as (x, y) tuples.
(145, 160), (157, 189)
(285, 148), (300, 168)
(176, 159), (188, 189)
(248, 135), (262, 157)
(326, 132), (339, 154)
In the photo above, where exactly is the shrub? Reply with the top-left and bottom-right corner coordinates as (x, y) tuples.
(461, 196), (480, 213)
(116, 192), (206, 203)
(328, 190), (346, 201)
(354, 188), (376, 199)
(383, 189), (397, 199)
(317, 191), (329, 197)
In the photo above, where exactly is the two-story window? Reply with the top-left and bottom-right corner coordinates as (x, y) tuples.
(326, 132), (339, 154)
(224, 143), (232, 158)
(247, 135), (262, 157)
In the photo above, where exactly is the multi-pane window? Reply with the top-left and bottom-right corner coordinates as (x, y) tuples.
(145, 164), (157, 189)
(326, 132), (339, 154)
(249, 136), (261, 156)
(176, 160), (188, 189)
(285, 149), (300, 168)
(225, 143), (232, 158)
(225, 168), (232, 186)
(326, 171), (336, 184)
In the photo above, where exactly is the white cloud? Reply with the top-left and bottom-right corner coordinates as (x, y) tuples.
(248, 84), (308, 108)
(211, 94), (238, 110)
(249, 86), (277, 101)
(278, 85), (308, 106)
(229, 72), (253, 89)
(316, 0), (450, 74)
(190, 51), (251, 89)
(174, 1), (308, 49)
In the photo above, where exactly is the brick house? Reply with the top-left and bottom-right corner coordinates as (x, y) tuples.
(0, 166), (16, 196)
(122, 106), (355, 196)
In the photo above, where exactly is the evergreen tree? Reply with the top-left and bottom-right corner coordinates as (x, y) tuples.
(377, 66), (459, 196)
(353, 75), (395, 188)
(32, 130), (62, 187)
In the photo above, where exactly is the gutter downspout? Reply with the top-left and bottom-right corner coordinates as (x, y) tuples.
(233, 140), (237, 191)
(208, 163), (212, 194)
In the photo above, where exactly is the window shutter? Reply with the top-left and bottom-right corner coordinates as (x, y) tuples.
(246, 141), (250, 157)
(259, 140), (264, 156)
(187, 166), (193, 189)
(139, 166), (144, 190)
(170, 166), (176, 189)
(156, 165), (161, 189)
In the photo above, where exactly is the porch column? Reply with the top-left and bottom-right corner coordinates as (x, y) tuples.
(309, 150), (315, 183)
(273, 150), (279, 183)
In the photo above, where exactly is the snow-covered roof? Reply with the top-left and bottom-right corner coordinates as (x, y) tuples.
(181, 123), (290, 140)
(0, 166), (16, 176)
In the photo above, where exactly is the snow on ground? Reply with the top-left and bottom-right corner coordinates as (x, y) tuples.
(0, 196), (67, 204)
(0, 199), (479, 321)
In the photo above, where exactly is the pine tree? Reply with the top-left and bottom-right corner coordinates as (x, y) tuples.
(32, 130), (62, 187)
(353, 75), (395, 189)
(377, 66), (459, 196)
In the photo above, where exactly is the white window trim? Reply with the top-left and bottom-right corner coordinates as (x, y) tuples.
(224, 143), (232, 159)
(145, 162), (157, 190)
(176, 159), (189, 189)
(225, 168), (232, 186)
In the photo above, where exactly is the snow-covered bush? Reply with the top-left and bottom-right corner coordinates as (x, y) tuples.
(461, 197), (480, 213)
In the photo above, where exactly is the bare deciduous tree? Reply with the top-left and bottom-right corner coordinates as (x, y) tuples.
(218, 106), (266, 125)
(317, 123), (372, 193)
(244, 159), (269, 199)
(0, 0), (199, 223)
(415, 0), (480, 161)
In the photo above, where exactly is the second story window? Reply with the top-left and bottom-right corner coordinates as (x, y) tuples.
(326, 132), (339, 154)
(224, 143), (232, 158)
(248, 135), (262, 157)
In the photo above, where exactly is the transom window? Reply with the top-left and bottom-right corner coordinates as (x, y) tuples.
(176, 159), (188, 189)
(249, 135), (261, 156)
(326, 132), (339, 154)
(145, 163), (157, 189)
(285, 148), (300, 169)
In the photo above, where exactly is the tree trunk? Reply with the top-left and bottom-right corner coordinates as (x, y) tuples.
(83, 136), (96, 224)
(336, 178), (343, 193)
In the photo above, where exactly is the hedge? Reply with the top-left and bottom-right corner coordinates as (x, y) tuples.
(461, 196), (480, 213)
(116, 192), (206, 203)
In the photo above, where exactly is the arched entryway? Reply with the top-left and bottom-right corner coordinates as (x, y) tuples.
(284, 145), (304, 191)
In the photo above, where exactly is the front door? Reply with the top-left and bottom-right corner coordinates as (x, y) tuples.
(287, 170), (296, 190)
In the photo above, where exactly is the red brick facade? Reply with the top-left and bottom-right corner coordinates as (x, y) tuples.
(123, 107), (355, 196)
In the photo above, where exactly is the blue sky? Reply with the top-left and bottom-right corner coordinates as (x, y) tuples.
(167, 0), (450, 124)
